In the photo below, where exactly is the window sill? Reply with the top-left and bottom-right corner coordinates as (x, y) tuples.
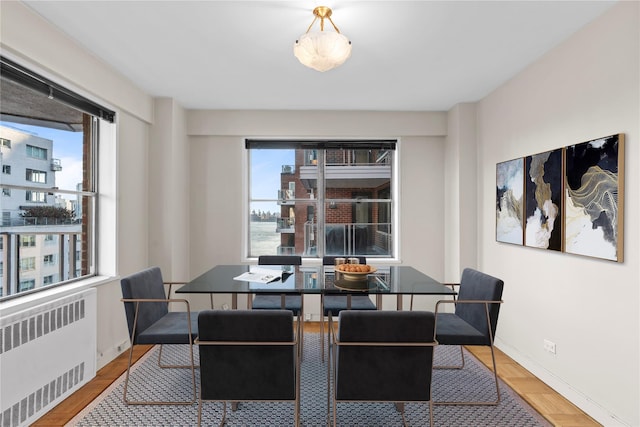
(0, 275), (116, 317)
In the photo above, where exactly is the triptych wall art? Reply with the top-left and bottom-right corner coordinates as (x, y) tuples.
(496, 133), (625, 262)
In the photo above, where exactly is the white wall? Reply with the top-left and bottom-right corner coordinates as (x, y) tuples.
(476, 2), (639, 425)
(149, 98), (191, 283)
(95, 111), (151, 367)
(445, 103), (478, 281)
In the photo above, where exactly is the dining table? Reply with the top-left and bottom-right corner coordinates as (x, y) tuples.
(175, 264), (457, 309)
(176, 264), (456, 413)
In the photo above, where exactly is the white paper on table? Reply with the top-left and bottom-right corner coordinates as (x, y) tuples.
(233, 267), (283, 283)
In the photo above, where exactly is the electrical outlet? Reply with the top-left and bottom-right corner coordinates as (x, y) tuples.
(222, 303), (230, 310)
(305, 313), (312, 321)
(116, 340), (129, 353)
(543, 339), (556, 354)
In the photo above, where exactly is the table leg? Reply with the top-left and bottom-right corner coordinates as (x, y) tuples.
(397, 294), (403, 310)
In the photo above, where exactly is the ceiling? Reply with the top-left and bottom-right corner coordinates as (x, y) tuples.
(22, 1), (616, 112)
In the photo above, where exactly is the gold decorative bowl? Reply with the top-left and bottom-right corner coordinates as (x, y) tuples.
(336, 266), (377, 281)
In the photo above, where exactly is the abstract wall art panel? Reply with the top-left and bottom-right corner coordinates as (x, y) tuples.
(525, 149), (563, 251)
(564, 134), (625, 262)
(496, 157), (524, 245)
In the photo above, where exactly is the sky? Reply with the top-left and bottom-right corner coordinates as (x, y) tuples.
(250, 149), (294, 214)
(1, 121), (83, 191)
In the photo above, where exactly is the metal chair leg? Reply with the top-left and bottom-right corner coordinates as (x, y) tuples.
(320, 294), (325, 361)
(123, 343), (197, 405)
(434, 344), (500, 406)
(220, 401), (228, 427)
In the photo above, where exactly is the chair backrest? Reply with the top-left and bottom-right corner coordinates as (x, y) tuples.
(335, 310), (436, 401)
(322, 256), (366, 265)
(456, 268), (504, 339)
(120, 266), (168, 342)
(258, 255), (302, 266)
(198, 310), (295, 401)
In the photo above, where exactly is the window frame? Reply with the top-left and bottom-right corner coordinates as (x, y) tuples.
(245, 139), (398, 261)
(20, 235), (36, 247)
(25, 190), (47, 203)
(19, 256), (36, 271)
(19, 279), (35, 292)
(0, 56), (114, 302)
(26, 144), (48, 160)
(25, 168), (47, 183)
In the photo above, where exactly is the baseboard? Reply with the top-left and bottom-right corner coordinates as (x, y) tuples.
(494, 338), (629, 427)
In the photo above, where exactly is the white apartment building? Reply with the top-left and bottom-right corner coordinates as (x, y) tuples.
(0, 125), (80, 295)
(1, 126), (57, 221)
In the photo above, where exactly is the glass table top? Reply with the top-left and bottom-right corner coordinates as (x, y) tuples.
(176, 264), (456, 297)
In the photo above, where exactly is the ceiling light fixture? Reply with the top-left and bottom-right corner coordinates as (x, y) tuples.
(293, 6), (352, 72)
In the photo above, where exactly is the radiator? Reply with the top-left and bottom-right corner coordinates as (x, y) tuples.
(0, 288), (97, 427)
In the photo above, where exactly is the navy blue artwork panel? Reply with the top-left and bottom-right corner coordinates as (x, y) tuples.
(564, 134), (624, 262)
(524, 149), (563, 251)
(496, 158), (524, 245)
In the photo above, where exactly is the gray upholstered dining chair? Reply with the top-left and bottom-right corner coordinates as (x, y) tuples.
(120, 266), (199, 405)
(320, 256), (377, 361)
(328, 310), (437, 427)
(434, 267), (504, 405)
(196, 310), (300, 426)
(251, 255), (303, 313)
(251, 255), (304, 354)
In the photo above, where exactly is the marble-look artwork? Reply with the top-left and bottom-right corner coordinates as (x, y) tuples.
(496, 158), (524, 245)
(565, 134), (624, 262)
(525, 149), (562, 251)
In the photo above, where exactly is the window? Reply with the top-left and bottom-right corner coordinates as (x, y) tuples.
(25, 191), (46, 202)
(2, 165), (10, 174)
(1, 56), (115, 301)
(246, 139), (396, 259)
(26, 144), (48, 160)
(19, 257), (36, 271)
(20, 235), (36, 247)
(19, 279), (35, 292)
(26, 168), (47, 183)
(377, 187), (391, 233)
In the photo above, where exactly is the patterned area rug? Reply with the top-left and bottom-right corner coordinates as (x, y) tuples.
(67, 334), (551, 426)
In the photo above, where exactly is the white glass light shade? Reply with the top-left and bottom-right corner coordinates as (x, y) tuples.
(294, 31), (352, 72)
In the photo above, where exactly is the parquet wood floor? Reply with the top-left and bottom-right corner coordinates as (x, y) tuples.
(32, 323), (601, 427)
